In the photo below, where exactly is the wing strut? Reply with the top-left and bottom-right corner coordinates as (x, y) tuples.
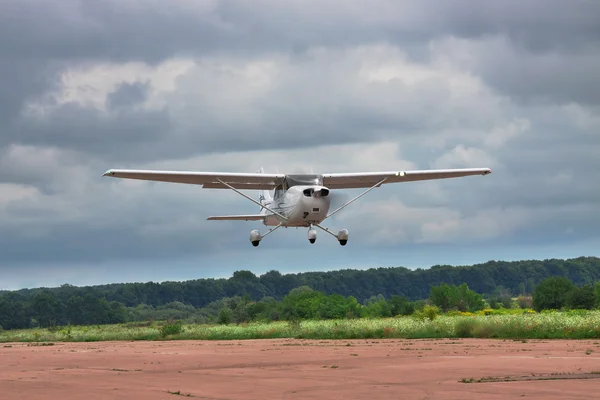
(323, 176), (389, 221)
(312, 223), (340, 238)
(261, 223), (284, 239)
(216, 178), (288, 221)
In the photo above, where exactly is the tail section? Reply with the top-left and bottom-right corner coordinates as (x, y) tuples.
(257, 167), (273, 213)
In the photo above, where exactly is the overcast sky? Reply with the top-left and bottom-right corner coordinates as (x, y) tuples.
(1, 0), (599, 290)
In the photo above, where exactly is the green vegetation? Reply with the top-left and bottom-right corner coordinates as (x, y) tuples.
(2, 257), (600, 340)
(3, 310), (600, 342)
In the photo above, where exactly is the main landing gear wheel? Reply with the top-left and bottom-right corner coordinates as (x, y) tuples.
(308, 227), (317, 244)
(249, 229), (262, 247)
(248, 224), (283, 247)
(337, 229), (349, 246)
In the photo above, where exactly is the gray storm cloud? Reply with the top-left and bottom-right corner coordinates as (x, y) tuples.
(0, 0), (599, 288)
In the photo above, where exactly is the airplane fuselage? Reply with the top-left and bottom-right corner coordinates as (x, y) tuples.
(262, 185), (331, 227)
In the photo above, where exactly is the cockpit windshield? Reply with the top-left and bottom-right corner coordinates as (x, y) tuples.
(284, 174), (323, 188)
(274, 175), (324, 199)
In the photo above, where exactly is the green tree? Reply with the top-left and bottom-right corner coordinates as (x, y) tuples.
(107, 301), (128, 323)
(0, 296), (29, 330)
(429, 283), (484, 312)
(282, 286), (325, 320)
(568, 285), (595, 310)
(66, 295), (85, 325)
(315, 294), (350, 319)
(247, 296), (281, 321)
(363, 299), (392, 318)
(2, 257), (600, 331)
(594, 283), (600, 309)
(32, 291), (60, 327)
(488, 286), (512, 309)
(387, 295), (414, 316)
(218, 308), (233, 324)
(532, 276), (575, 311)
(429, 284), (456, 312)
(456, 283), (486, 312)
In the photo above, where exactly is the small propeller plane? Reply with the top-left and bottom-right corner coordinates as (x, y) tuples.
(103, 166), (491, 247)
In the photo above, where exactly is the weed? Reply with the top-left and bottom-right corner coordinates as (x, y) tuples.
(168, 390), (194, 397)
(5, 312), (600, 342)
(160, 320), (183, 337)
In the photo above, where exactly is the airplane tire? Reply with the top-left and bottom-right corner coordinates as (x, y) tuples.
(339, 240), (347, 246)
(309, 239), (316, 244)
(251, 241), (260, 247)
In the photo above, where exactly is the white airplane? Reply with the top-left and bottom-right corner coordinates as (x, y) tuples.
(103, 166), (491, 247)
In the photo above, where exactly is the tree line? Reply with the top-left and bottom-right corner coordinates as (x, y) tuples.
(1, 257), (599, 330)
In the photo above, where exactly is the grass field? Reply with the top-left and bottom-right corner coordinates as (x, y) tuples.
(3, 310), (600, 343)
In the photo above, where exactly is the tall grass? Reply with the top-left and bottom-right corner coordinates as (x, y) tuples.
(2, 311), (600, 343)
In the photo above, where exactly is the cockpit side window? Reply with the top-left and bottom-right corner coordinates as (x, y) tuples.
(274, 184), (283, 199)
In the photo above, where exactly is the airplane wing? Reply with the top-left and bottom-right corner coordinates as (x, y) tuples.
(207, 214), (267, 221)
(322, 168), (491, 189)
(102, 169), (285, 190)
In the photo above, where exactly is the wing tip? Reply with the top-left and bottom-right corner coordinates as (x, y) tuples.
(103, 169), (114, 177)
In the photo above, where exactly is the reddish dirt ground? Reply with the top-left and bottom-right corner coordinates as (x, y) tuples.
(2, 338), (600, 399)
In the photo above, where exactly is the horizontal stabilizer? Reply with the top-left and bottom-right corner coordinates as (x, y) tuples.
(207, 214), (267, 221)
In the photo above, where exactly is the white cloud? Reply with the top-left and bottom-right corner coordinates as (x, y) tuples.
(544, 171), (573, 185)
(135, 140), (416, 175)
(432, 145), (498, 169)
(483, 118), (530, 148)
(0, 183), (37, 207)
(335, 196), (531, 246)
(563, 103), (600, 133)
(23, 59), (195, 115)
(2, 1), (600, 287)
(418, 207), (531, 243)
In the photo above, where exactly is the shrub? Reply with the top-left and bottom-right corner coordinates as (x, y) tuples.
(287, 319), (301, 331)
(567, 309), (590, 317)
(455, 319), (478, 337)
(218, 308), (233, 325)
(159, 320), (183, 337)
(447, 310), (476, 317)
(454, 319), (494, 338)
(414, 305), (440, 321)
(517, 295), (533, 309)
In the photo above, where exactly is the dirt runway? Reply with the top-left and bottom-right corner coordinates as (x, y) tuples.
(2, 338), (600, 399)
